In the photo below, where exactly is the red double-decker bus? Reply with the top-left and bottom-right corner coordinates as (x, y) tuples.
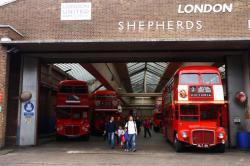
(162, 66), (228, 152)
(153, 97), (163, 132)
(91, 90), (119, 134)
(153, 112), (163, 132)
(55, 80), (91, 140)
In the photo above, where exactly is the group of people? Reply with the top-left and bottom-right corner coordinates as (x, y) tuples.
(104, 115), (152, 152)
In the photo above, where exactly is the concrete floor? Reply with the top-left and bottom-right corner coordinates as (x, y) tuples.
(0, 131), (249, 166)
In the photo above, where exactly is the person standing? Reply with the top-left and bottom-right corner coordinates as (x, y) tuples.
(105, 116), (117, 149)
(125, 116), (137, 152)
(116, 116), (123, 145)
(135, 116), (142, 135)
(143, 118), (152, 138)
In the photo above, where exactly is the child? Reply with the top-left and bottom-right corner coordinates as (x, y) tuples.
(124, 128), (129, 151)
(117, 126), (125, 148)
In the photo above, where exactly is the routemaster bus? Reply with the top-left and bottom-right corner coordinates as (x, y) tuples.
(153, 112), (163, 132)
(55, 80), (91, 140)
(162, 66), (228, 152)
(153, 97), (163, 132)
(91, 90), (119, 134)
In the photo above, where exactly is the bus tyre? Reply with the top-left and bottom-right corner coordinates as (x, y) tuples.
(56, 134), (64, 141)
(216, 144), (225, 153)
(174, 137), (183, 152)
(82, 134), (90, 141)
(153, 126), (158, 132)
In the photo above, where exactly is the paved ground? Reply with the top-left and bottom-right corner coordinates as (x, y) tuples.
(0, 131), (249, 166)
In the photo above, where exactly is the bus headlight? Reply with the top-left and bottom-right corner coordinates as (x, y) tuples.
(57, 126), (63, 131)
(218, 133), (224, 139)
(182, 131), (188, 138)
(82, 126), (88, 132)
(112, 100), (118, 106)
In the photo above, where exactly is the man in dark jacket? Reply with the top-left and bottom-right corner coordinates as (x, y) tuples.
(105, 116), (117, 149)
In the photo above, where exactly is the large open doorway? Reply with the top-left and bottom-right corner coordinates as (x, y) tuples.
(4, 40), (244, 151)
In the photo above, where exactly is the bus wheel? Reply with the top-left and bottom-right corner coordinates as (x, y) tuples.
(174, 136), (183, 152)
(56, 134), (64, 141)
(81, 134), (90, 141)
(216, 144), (225, 153)
(153, 126), (158, 132)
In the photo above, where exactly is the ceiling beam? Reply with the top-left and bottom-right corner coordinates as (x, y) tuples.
(81, 63), (130, 106)
(113, 63), (133, 92)
(119, 93), (161, 97)
(81, 63), (114, 90)
(154, 62), (183, 92)
(143, 62), (147, 93)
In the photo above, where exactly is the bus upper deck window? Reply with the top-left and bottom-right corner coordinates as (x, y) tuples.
(201, 74), (220, 84)
(180, 74), (199, 84)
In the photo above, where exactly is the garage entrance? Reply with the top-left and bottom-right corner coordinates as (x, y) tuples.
(3, 40), (248, 149)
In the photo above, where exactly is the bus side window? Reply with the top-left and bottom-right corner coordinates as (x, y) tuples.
(174, 74), (179, 85)
(175, 110), (179, 120)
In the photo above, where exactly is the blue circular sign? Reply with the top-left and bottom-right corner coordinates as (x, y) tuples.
(24, 101), (34, 112)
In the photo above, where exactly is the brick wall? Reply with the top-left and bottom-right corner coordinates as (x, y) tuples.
(0, 0), (249, 40)
(0, 45), (8, 148)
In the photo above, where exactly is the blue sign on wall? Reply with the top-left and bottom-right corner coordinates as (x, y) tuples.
(23, 101), (34, 117)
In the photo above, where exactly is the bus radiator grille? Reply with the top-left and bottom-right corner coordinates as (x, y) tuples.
(192, 130), (215, 145)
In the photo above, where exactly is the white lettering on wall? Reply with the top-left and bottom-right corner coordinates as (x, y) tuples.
(178, 3), (233, 14)
(118, 21), (203, 32)
(61, 2), (91, 21)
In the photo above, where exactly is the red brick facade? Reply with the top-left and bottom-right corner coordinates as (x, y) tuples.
(0, 0), (249, 40)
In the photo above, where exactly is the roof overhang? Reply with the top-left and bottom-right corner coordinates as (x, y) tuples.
(1, 39), (249, 63)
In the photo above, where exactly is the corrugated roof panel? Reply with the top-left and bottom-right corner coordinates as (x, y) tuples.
(54, 63), (95, 82)
(127, 62), (169, 93)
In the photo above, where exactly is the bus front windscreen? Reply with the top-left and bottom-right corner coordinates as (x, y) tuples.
(96, 95), (115, 100)
(200, 105), (218, 121)
(56, 108), (71, 119)
(180, 105), (199, 122)
(60, 86), (88, 94)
